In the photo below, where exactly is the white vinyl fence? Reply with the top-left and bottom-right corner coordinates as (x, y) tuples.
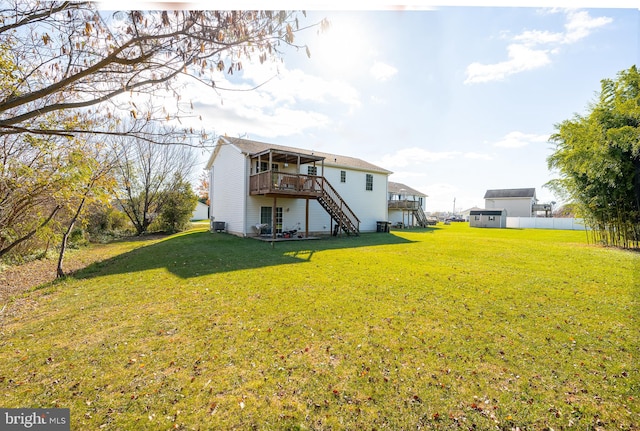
(506, 217), (590, 230)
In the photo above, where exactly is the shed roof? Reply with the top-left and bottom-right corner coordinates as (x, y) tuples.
(484, 188), (536, 199)
(388, 181), (428, 197)
(210, 136), (392, 174)
(470, 209), (507, 216)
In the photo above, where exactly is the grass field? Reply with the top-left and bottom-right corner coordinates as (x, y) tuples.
(0, 224), (638, 430)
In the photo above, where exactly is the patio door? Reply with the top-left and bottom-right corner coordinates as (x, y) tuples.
(260, 206), (282, 234)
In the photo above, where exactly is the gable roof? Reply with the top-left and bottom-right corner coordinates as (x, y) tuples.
(208, 136), (392, 174)
(484, 188), (536, 199)
(388, 181), (428, 197)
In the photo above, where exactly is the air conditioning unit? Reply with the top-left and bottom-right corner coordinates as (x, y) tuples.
(212, 221), (226, 232)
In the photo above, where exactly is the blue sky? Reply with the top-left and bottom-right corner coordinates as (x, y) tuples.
(182, 5), (639, 212)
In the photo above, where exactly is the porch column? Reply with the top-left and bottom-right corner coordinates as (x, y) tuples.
(305, 198), (309, 238)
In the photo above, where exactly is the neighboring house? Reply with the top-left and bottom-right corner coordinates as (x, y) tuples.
(191, 201), (209, 221)
(387, 181), (429, 227)
(205, 137), (392, 238)
(469, 209), (507, 228)
(484, 188), (537, 217)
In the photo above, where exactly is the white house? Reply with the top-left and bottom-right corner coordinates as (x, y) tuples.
(387, 182), (429, 227)
(484, 188), (537, 217)
(205, 137), (392, 238)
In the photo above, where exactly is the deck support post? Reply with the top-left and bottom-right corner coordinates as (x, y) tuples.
(305, 198), (309, 238)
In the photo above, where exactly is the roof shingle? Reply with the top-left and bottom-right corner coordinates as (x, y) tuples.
(220, 137), (392, 174)
(484, 188), (536, 199)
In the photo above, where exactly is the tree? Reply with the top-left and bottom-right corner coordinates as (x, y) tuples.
(0, 3), (318, 143)
(196, 170), (210, 205)
(56, 139), (116, 277)
(156, 173), (198, 233)
(547, 65), (640, 249)
(112, 124), (198, 235)
(0, 131), (70, 259)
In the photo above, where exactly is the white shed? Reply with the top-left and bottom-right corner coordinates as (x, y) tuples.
(469, 209), (507, 228)
(191, 201), (209, 221)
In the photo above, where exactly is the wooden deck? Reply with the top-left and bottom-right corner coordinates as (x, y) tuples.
(388, 199), (420, 210)
(249, 171), (323, 197)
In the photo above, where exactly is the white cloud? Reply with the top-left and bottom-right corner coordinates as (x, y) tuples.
(172, 58), (361, 138)
(563, 10), (613, 44)
(370, 61), (398, 81)
(513, 30), (564, 46)
(465, 8), (612, 84)
(465, 44), (551, 84)
(493, 131), (550, 148)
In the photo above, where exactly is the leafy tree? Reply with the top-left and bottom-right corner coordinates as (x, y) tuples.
(112, 125), (198, 235)
(55, 140), (116, 277)
(156, 173), (198, 233)
(0, 3), (318, 143)
(196, 170), (210, 205)
(0, 3), (321, 263)
(547, 65), (640, 249)
(0, 132), (70, 259)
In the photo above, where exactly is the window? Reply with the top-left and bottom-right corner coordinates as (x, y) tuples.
(489, 216), (495, 221)
(307, 166), (318, 176)
(474, 216), (480, 221)
(256, 162), (278, 172)
(365, 174), (373, 191)
(340, 170), (346, 183)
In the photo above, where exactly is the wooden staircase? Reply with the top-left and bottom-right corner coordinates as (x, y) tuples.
(413, 206), (429, 227)
(314, 177), (360, 236)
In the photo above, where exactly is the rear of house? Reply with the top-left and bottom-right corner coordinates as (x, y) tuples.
(387, 182), (429, 227)
(206, 137), (391, 237)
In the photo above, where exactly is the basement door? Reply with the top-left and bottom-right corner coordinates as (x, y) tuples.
(260, 206), (282, 234)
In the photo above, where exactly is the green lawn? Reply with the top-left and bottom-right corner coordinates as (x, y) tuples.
(1, 224), (638, 430)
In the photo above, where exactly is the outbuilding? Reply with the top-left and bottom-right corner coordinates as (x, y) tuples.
(469, 208), (507, 228)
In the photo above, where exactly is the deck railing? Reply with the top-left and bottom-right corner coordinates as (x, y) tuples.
(388, 199), (420, 210)
(249, 171), (321, 195)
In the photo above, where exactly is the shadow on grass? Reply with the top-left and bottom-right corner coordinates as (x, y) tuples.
(74, 227), (435, 280)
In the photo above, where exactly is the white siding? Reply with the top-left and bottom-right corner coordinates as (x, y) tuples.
(318, 166), (388, 232)
(485, 198), (534, 217)
(191, 202), (209, 220)
(210, 145), (247, 235)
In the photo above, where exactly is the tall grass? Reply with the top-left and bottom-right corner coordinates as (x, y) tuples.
(1, 224), (638, 430)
